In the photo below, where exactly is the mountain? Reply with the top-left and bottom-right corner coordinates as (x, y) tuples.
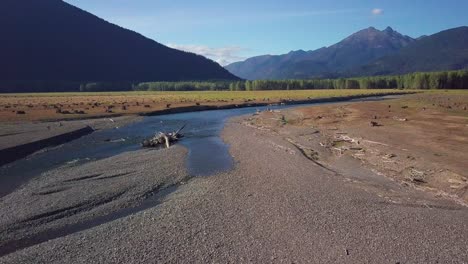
(353, 27), (468, 76)
(225, 50), (316, 81)
(0, 0), (238, 92)
(226, 27), (415, 80)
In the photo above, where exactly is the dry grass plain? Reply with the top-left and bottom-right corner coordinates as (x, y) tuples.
(0, 89), (411, 122)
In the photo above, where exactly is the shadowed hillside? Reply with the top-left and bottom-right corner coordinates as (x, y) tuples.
(0, 0), (238, 92)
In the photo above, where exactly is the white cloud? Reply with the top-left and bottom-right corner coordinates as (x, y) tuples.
(371, 8), (384, 16)
(167, 44), (247, 66)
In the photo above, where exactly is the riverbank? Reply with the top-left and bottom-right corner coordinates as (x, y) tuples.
(245, 92), (467, 205)
(1, 94), (467, 263)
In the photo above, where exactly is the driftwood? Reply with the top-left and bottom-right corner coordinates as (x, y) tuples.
(370, 121), (382, 127)
(142, 124), (186, 148)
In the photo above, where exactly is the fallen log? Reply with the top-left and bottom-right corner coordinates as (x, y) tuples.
(142, 124), (186, 148)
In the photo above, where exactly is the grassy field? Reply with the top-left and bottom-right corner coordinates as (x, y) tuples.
(0, 89), (451, 122)
(0, 89), (411, 100)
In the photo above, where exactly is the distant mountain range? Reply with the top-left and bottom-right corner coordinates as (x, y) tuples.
(226, 26), (468, 80)
(354, 27), (468, 76)
(0, 0), (238, 92)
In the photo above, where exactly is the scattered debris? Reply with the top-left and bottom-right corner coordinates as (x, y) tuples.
(280, 115), (287, 125)
(337, 135), (359, 144)
(56, 108), (69, 114)
(405, 168), (427, 184)
(350, 147), (363, 151)
(393, 117), (408, 122)
(411, 177), (427, 184)
(370, 121), (382, 127)
(363, 140), (389, 146)
(107, 138), (126, 143)
(142, 124), (186, 148)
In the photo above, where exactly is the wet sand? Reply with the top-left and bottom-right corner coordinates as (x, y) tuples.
(0, 116), (143, 167)
(1, 108), (467, 263)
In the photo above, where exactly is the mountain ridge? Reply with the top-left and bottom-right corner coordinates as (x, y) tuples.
(225, 26), (415, 80)
(352, 26), (468, 76)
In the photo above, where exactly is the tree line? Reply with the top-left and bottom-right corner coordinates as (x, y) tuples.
(2, 70), (467, 93)
(130, 70), (468, 92)
(132, 81), (232, 91)
(226, 70), (468, 91)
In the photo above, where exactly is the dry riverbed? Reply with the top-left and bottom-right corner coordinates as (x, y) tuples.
(246, 92), (468, 204)
(0, 146), (189, 257)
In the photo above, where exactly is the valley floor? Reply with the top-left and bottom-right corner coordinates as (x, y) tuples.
(0, 92), (467, 263)
(0, 90), (407, 122)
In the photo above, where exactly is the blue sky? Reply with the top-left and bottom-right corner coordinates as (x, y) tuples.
(66, 0), (468, 65)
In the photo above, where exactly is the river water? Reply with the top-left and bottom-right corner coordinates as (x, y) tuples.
(0, 104), (281, 197)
